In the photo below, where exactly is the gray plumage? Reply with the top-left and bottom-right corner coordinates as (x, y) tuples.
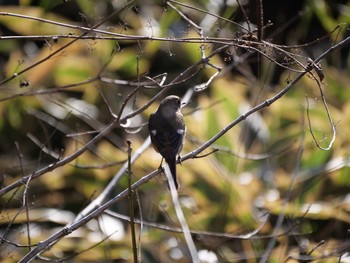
(149, 95), (186, 189)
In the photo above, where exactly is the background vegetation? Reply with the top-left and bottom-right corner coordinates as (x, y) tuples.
(1, 0), (350, 262)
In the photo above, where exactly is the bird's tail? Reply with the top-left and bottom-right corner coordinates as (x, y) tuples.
(166, 157), (178, 189)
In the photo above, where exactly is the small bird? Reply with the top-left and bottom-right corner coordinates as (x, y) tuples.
(148, 95), (186, 189)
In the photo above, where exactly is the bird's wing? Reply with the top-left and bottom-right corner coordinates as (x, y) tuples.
(149, 114), (185, 158)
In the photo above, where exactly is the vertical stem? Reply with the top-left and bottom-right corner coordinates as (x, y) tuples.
(257, 0), (263, 41)
(127, 140), (138, 262)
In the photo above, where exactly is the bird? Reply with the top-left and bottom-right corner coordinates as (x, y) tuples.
(148, 95), (186, 189)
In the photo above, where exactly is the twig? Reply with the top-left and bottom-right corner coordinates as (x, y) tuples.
(305, 79), (336, 151)
(15, 142), (32, 250)
(237, 0), (251, 32)
(257, 0), (264, 41)
(191, 149), (219, 159)
(127, 140), (138, 263)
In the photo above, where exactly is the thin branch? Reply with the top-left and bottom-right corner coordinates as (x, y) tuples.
(306, 79), (336, 151)
(191, 149), (219, 159)
(15, 142), (32, 250)
(236, 0), (251, 32)
(126, 140), (138, 263)
(257, 0), (264, 41)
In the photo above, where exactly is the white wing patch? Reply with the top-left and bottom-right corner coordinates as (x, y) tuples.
(177, 129), (185, 135)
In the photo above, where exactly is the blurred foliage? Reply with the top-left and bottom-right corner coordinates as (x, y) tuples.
(1, 0), (350, 262)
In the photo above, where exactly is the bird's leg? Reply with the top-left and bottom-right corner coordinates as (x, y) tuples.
(177, 155), (182, 166)
(157, 158), (166, 183)
(159, 157), (164, 169)
(158, 158), (166, 175)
